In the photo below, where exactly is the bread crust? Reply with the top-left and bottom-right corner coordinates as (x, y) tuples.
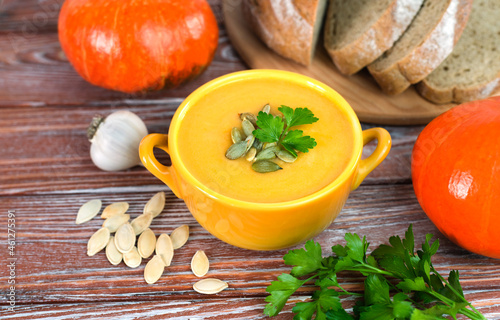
(324, 0), (424, 75)
(242, 0), (327, 66)
(368, 0), (473, 95)
(417, 76), (500, 104)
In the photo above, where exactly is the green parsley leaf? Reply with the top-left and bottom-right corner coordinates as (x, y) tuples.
(364, 274), (390, 305)
(397, 277), (428, 292)
(281, 130), (317, 157)
(325, 308), (356, 320)
(253, 111), (284, 143)
(284, 240), (324, 277)
(252, 106), (318, 159)
(344, 233), (369, 262)
(279, 105), (319, 129)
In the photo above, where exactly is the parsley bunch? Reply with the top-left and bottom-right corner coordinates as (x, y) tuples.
(253, 105), (318, 157)
(264, 225), (486, 320)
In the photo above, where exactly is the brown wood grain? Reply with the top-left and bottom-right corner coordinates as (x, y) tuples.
(0, 103), (420, 195)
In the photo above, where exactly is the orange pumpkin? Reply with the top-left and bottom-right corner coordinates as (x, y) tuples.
(58, 0), (219, 93)
(412, 96), (500, 259)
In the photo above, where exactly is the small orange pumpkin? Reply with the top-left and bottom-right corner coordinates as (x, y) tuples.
(58, 0), (219, 93)
(412, 96), (500, 259)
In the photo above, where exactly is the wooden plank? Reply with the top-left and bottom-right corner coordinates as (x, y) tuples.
(0, 101), (421, 195)
(0, 186), (499, 319)
(0, 30), (246, 106)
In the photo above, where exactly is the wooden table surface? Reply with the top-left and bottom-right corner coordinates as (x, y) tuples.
(0, 1), (499, 319)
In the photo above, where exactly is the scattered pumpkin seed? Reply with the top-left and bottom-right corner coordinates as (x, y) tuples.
(131, 213), (153, 235)
(239, 112), (257, 126)
(252, 160), (282, 173)
(144, 255), (165, 284)
(114, 223), (136, 254)
(241, 119), (255, 136)
(245, 147), (257, 161)
(138, 228), (156, 259)
(102, 213), (130, 233)
(170, 225), (189, 250)
(105, 236), (122, 265)
(143, 191), (165, 218)
(193, 278), (228, 295)
(87, 227), (110, 256)
(262, 104), (271, 114)
(231, 127), (243, 143)
(76, 199), (102, 224)
(156, 233), (174, 266)
(123, 246), (142, 268)
(191, 250), (210, 277)
(225, 141), (247, 160)
(276, 149), (297, 163)
(255, 148), (277, 161)
(101, 202), (129, 219)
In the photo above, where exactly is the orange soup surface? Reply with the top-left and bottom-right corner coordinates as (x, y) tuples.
(176, 78), (355, 203)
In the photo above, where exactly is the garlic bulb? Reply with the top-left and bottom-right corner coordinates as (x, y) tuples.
(87, 110), (148, 171)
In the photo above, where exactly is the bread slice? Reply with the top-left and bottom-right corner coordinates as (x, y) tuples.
(368, 0), (472, 95)
(242, 0), (327, 66)
(324, 0), (424, 75)
(416, 0), (500, 103)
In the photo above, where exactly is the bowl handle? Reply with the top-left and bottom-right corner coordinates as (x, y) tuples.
(139, 133), (182, 199)
(352, 128), (392, 190)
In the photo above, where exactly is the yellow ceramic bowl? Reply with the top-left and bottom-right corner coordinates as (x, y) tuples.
(139, 70), (391, 250)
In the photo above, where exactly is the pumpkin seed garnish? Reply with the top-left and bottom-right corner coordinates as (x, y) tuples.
(156, 233), (174, 266)
(241, 119), (255, 137)
(87, 227), (110, 256)
(101, 202), (129, 219)
(225, 141), (247, 160)
(193, 278), (228, 295)
(252, 160), (282, 173)
(170, 225), (189, 250)
(131, 212), (153, 235)
(245, 147), (257, 161)
(252, 139), (264, 152)
(277, 149), (297, 163)
(114, 223), (136, 254)
(191, 250), (210, 277)
(144, 255), (165, 284)
(262, 104), (271, 114)
(76, 199), (102, 224)
(137, 228), (156, 259)
(144, 191), (165, 218)
(231, 127), (244, 143)
(255, 147), (277, 161)
(239, 112), (257, 126)
(102, 213), (130, 233)
(105, 236), (122, 265)
(123, 246), (142, 268)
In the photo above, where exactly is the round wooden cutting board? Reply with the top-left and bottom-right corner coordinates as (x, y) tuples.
(222, 0), (455, 125)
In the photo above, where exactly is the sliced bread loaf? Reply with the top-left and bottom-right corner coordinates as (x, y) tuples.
(242, 0), (327, 66)
(368, 0), (472, 95)
(324, 0), (424, 75)
(417, 0), (500, 103)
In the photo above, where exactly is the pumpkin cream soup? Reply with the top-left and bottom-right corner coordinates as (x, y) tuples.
(176, 78), (354, 203)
